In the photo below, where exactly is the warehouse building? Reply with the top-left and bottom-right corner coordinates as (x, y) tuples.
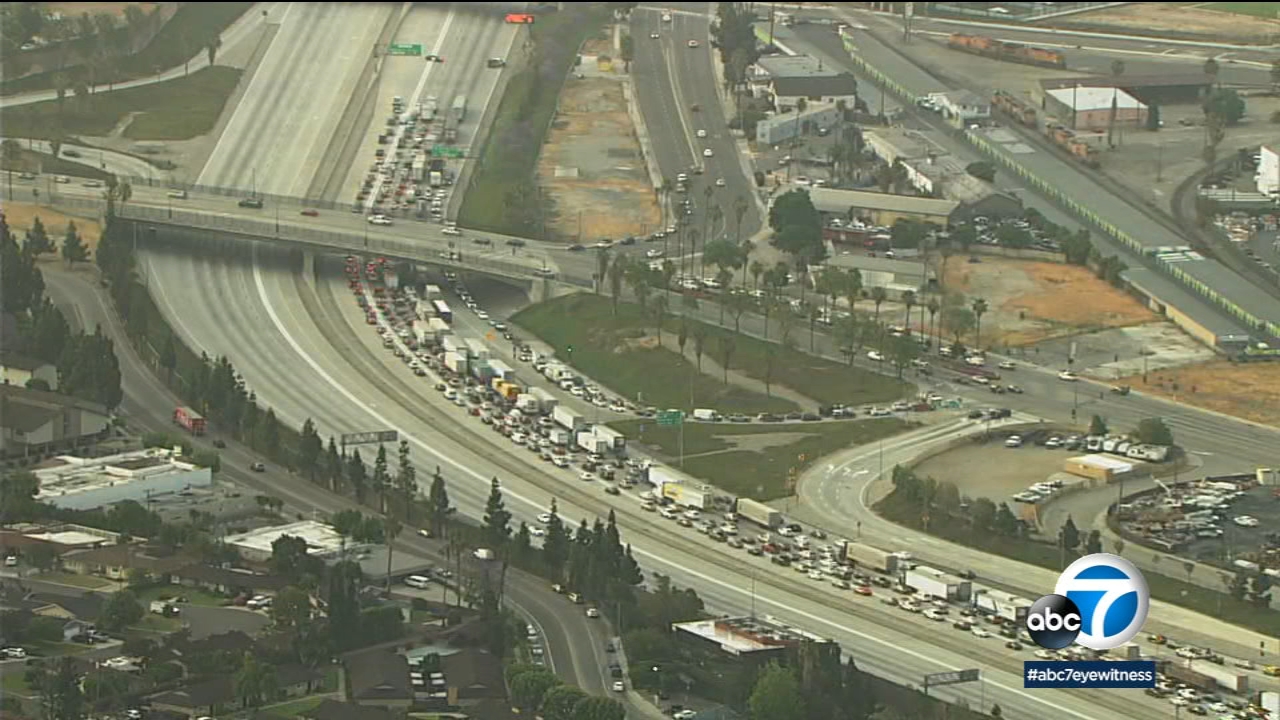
(1063, 454), (1135, 483)
(748, 54), (841, 93)
(1044, 86), (1148, 132)
(802, 186), (959, 227)
(1122, 267), (1251, 349)
(1038, 73), (1212, 106)
(33, 447), (212, 510)
(756, 103), (843, 146)
(673, 616), (834, 662)
(223, 520), (352, 563)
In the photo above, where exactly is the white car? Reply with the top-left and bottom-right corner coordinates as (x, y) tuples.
(646, 248), (664, 259)
(715, 178), (726, 187)
(687, 39), (699, 48)
(1057, 370), (1078, 381)
(537, 513), (553, 524)
(998, 360), (1016, 370)
(972, 627), (991, 638)
(650, 32), (659, 39)
(867, 350), (884, 362)
(1, 647), (27, 659)
(1005, 435), (1023, 448)
(580, 472), (596, 482)
(529, 526), (546, 538)
(476, 310), (490, 320)
(612, 680), (625, 692)
(586, 607), (600, 618)
(696, 129), (707, 138)
(367, 214), (393, 226)
(702, 148), (713, 157)
(1234, 515), (1259, 527)
(868, 407), (891, 417)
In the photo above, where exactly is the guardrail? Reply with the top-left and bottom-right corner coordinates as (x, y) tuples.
(838, 32), (1280, 342)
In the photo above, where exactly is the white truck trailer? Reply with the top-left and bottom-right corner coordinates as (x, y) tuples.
(970, 588), (1032, 623)
(531, 387), (557, 413)
(662, 482), (711, 510)
(488, 359), (515, 382)
(577, 431), (610, 454)
(443, 351), (468, 374)
(592, 425), (626, 452)
(842, 542), (901, 575)
(902, 566), (971, 601)
(735, 498), (782, 528)
(647, 465), (682, 490)
(553, 406), (585, 431)
(465, 338), (489, 362)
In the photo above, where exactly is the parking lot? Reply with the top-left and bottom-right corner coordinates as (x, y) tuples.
(1117, 476), (1280, 571)
(912, 428), (1081, 505)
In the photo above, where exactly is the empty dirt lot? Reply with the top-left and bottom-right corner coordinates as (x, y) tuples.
(913, 438), (1078, 508)
(941, 257), (1156, 348)
(4, 201), (103, 254)
(536, 50), (660, 244)
(1057, 3), (1280, 43)
(1116, 360), (1280, 427)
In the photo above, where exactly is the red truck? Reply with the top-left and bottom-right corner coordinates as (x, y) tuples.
(174, 406), (207, 435)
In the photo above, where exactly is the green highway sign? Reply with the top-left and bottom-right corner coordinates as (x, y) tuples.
(657, 410), (683, 427)
(388, 43), (422, 56)
(431, 145), (465, 158)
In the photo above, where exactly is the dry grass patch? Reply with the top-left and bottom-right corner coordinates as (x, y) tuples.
(1116, 360), (1280, 427)
(4, 201), (103, 255)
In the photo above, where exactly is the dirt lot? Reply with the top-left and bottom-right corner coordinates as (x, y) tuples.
(940, 257), (1156, 348)
(1057, 3), (1280, 43)
(913, 439), (1077, 507)
(1116, 360), (1280, 427)
(3, 201), (103, 254)
(45, 2), (157, 18)
(536, 67), (660, 243)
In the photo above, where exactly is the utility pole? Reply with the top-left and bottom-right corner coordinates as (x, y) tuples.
(768, 2), (776, 46)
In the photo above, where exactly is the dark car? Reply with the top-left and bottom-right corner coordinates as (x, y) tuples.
(568, 244), (585, 251)
(251, 462), (266, 472)
(212, 439), (227, 449)
(506, 239), (526, 247)
(238, 197), (264, 209)
(300, 209), (319, 217)
(620, 236), (636, 245)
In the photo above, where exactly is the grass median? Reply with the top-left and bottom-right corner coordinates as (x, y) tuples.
(512, 293), (913, 414)
(457, 5), (609, 236)
(0, 66), (241, 141)
(611, 417), (911, 500)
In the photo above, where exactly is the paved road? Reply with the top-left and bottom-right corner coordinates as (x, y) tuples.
(40, 264), (607, 692)
(0, 3), (275, 109)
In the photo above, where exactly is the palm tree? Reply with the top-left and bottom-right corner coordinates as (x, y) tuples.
(705, 205), (724, 277)
(685, 228), (700, 280)
(206, 35), (223, 66)
(750, 260), (764, 291)
(383, 515), (402, 594)
(595, 247), (611, 295)
(1108, 59), (1125, 148)
(733, 194), (749, 245)
(901, 290), (916, 334)
(659, 177), (673, 227)
(608, 256), (627, 315)
(870, 286), (887, 329)
(926, 297), (940, 350)
(842, 269), (862, 323)
(971, 298), (989, 349)
(717, 334), (736, 384)
(652, 294), (669, 345)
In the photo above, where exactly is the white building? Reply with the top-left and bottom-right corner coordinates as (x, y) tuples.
(0, 353), (58, 390)
(33, 447), (212, 510)
(756, 102), (843, 146)
(769, 74), (859, 113)
(224, 520), (353, 562)
(1044, 86), (1147, 131)
(1256, 145), (1279, 196)
(937, 91), (991, 127)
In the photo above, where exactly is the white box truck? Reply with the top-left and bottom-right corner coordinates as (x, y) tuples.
(842, 543), (900, 575)
(592, 425), (626, 451)
(516, 394), (539, 413)
(444, 351), (468, 374)
(424, 284), (442, 300)
(550, 428), (571, 446)
(531, 387), (557, 413)
(903, 566), (970, 601)
(428, 317), (450, 340)
(442, 336), (462, 354)
(662, 482), (711, 510)
(970, 589), (1031, 623)
(692, 408), (722, 422)
(736, 498), (782, 528)
(465, 338), (489, 361)
(647, 465), (682, 490)
(577, 431), (609, 454)
(488, 359), (515, 382)
(553, 406), (585, 431)
(1186, 660), (1249, 694)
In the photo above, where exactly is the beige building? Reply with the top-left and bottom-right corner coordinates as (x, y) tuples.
(0, 385), (110, 456)
(0, 352), (57, 390)
(1044, 86), (1148, 131)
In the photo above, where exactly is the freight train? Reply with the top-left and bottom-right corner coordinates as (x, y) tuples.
(947, 33), (1067, 70)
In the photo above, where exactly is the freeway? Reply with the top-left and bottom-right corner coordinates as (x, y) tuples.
(39, 263), (610, 694)
(631, 4), (761, 273)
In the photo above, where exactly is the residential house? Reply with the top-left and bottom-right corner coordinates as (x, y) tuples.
(61, 544), (190, 581)
(62, 619), (96, 643)
(27, 592), (103, 624)
(305, 700), (397, 720)
(158, 631), (258, 674)
(149, 664), (317, 716)
(0, 352), (58, 391)
(937, 91), (991, 128)
(171, 564), (289, 596)
(769, 74), (858, 113)
(343, 649), (413, 709)
(0, 384), (110, 456)
(441, 648), (506, 706)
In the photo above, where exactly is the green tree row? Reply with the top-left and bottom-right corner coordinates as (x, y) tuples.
(508, 664), (625, 720)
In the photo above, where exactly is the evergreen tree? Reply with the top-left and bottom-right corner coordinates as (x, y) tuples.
(324, 438), (342, 491)
(750, 662), (805, 720)
(347, 450), (368, 504)
(372, 444), (391, 513)
(1059, 515), (1081, 553)
(61, 220), (88, 265)
(257, 409), (281, 459)
(514, 522), (533, 565)
(427, 466), (451, 537)
(30, 298), (70, 363)
(26, 216), (52, 255)
(1, 214), (45, 314)
(542, 499), (570, 580)
(482, 477), (512, 548)
(298, 419), (323, 481)
(395, 439), (416, 521)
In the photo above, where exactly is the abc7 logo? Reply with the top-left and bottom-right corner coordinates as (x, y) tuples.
(1025, 595), (1082, 649)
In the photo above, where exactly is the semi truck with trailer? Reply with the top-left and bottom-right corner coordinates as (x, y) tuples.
(735, 498), (782, 528)
(902, 566), (972, 601)
(647, 465), (682, 490)
(841, 542), (900, 575)
(444, 351), (468, 374)
(174, 406), (207, 435)
(549, 428), (571, 447)
(530, 387), (557, 413)
(970, 588), (1032, 624)
(1160, 660), (1248, 694)
(662, 482), (711, 510)
(591, 425), (626, 452)
(577, 431), (610, 454)
(553, 406), (585, 431)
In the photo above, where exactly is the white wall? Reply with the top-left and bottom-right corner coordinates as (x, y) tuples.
(1257, 146), (1279, 196)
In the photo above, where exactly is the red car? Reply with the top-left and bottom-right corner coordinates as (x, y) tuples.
(854, 586), (873, 596)
(300, 209), (319, 217)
